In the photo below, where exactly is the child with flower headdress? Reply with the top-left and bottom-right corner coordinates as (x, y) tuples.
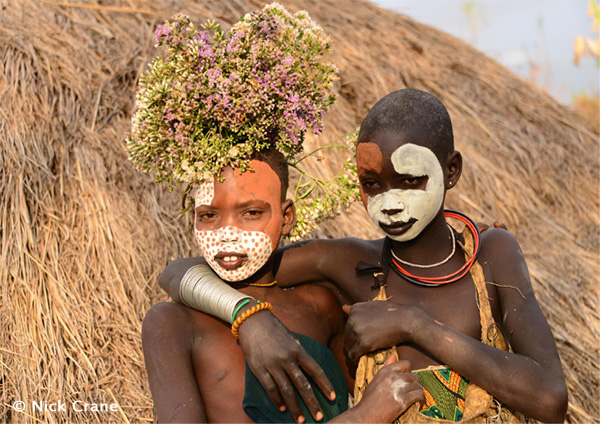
(158, 85), (568, 423)
(128, 4), (424, 423)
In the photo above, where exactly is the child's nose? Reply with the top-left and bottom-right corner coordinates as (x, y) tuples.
(381, 194), (404, 215)
(217, 225), (241, 243)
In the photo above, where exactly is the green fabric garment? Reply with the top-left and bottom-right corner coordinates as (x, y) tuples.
(243, 333), (349, 423)
(415, 367), (470, 422)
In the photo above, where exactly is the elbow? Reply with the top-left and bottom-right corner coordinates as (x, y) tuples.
(549, 384), (568, 424)
(158, 258), (194, 293)
(534, 381), (568, 423)
(157, 265), (172, 292)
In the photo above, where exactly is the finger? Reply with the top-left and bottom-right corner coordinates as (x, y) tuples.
(294, 350), (336, 401)
(342, 328), (359, 363)
(494, 220), (507, 230)
(409, 384), (425, 403)
(384, 353), (398, 365)
(254, 370), (286, 412)
(395, 359), (411, 372)
(342, 320), (355, 353)
(271, 369), (305, 423)
(347, 343), (365, 363)
(342, 304), (351, 315)
(404, 387), (426, 406)
(285, 361), (325, 422)
(476, 222), (490, 232)
(381, 359), (412, 374)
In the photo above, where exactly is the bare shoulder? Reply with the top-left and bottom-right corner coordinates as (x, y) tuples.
(478, 227), (525, 268)
(478, 227), (536, 298)
(142, 302), (214, 347)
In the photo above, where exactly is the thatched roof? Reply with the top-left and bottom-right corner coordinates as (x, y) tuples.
(1, 0), (598, 423)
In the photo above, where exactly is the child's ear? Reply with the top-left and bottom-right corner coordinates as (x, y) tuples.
(446, 150), (462, 189)
(281, 199), (296, 236)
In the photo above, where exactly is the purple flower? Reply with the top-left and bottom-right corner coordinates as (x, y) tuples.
(155, 24), (172, 44)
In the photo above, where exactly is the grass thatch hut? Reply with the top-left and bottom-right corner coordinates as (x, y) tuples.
(1, 0), (598, 423)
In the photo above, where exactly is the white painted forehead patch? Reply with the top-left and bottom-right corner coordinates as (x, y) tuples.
(390, 143), (441, 184)
(195, 180), (215, 207)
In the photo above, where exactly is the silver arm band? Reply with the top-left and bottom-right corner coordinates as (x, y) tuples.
(179, 264), (254, 324)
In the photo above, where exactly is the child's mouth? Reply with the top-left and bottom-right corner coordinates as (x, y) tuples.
(379, 218), (417, 236)
(214, 252), (248, 270)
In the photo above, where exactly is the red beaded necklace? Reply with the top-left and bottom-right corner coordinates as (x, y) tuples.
(389, 210), (481, 287)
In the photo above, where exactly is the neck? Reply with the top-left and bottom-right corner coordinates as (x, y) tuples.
(389, 211), (452, 265)
(231, 258), (277, 289)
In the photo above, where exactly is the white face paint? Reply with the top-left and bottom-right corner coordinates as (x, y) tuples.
(195, 181), (214, 208)
(195, 225), (273, 282)
(367, 143), (444, 241)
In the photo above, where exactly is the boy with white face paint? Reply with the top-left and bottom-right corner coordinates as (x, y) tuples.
(160, 89), (567, 423)
(365, 143), (445, 242)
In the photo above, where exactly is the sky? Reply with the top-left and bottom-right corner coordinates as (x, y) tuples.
(369, 0), (599, 105)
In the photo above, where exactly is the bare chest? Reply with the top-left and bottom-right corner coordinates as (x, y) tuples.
(189, 289), (337, 422)
(355, 266), (500, 369)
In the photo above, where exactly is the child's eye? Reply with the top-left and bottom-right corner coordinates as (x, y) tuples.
(400, 176), (427, 187)
(244, 209), (263, 219)
(361, 179), (380, 190)
(197, 211), (217, 222)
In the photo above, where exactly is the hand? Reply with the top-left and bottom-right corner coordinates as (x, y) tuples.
(342, 302), (420, 362)
(477, 220), (507, 233)
(237, 310), (335, 423)
(354, 355), (424, 423)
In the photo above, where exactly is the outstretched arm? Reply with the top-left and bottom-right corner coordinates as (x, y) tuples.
(343, 229), (567, 423)
(157, 260), (338, 423)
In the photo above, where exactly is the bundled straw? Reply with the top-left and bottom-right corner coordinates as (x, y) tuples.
(1, 0), (597, 423)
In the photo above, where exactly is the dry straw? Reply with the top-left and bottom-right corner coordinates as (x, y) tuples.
(1, 0), (598, 423)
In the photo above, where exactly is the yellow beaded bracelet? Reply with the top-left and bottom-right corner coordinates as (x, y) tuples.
(231, 301), (273, 338)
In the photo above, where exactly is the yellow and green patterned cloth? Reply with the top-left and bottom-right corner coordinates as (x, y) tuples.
(415, 367), (470, 422)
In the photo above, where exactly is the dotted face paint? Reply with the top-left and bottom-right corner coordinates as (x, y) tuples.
(367, 143), (444, 242)
(195, 225), (273, 282)
(195, 181), (215, 208)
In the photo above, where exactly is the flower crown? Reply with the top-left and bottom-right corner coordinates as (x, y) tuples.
(125, 3), (359, 240)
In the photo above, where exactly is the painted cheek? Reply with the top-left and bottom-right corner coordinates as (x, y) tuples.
(195, 225), (273, 282)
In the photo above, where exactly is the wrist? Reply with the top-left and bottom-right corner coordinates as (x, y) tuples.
(231, 301), (273, 338)
(232, 298), (260, 321)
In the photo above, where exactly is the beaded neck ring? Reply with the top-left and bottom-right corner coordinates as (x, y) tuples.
(391, 224), (456, 269)
(231, 280), (277, 288)
(248, 280), (277, 287)
(389, 210), (481, 287)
